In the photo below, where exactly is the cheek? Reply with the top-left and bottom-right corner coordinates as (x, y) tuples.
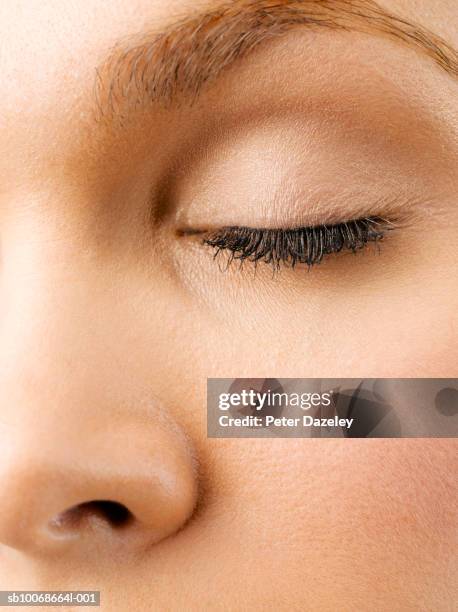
(352, 287), (458, 376)
(182, 439), (456, 607)
(180, 295), (455, 380)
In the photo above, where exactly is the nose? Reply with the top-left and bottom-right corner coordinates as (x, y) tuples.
(0, 211), (199, 560)
(0, 407), (198, 558)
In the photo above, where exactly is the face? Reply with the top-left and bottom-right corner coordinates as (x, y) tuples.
(0, 0), (457, 609)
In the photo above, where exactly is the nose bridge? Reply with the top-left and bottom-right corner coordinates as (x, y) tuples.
(0, 185), (153, 374)
(0, 195), (124, 387)
(0, 249), (112, 427)
(0, 183), (131, 321)
(1, 198), (97, 328)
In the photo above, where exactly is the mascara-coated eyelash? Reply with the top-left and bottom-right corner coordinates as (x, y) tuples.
(203, 217), (393, 269)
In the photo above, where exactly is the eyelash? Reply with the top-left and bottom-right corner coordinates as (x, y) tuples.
(203, 217), (393, 269)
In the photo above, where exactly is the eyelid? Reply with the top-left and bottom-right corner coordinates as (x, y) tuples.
(200, 217), (396, 269)
(175, 190), (415, 237)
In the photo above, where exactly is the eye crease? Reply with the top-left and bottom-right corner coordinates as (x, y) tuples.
(201, 216), (395, 270)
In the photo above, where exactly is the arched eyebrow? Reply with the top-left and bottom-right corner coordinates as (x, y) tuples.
(95, 0), (458, 116)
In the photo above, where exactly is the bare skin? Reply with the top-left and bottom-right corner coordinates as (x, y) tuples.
(0, 1), (457, 610)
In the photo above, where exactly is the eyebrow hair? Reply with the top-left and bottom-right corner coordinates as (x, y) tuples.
(96, 0), (458, 116)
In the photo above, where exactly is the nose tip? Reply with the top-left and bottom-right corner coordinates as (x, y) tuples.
(0, 418), (198, 558)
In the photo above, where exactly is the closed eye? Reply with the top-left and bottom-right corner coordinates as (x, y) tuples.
(201, 217), (396, 270)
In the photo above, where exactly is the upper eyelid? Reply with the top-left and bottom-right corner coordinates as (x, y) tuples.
(173, 158), (429, 232)
(177, 215), (400, 237)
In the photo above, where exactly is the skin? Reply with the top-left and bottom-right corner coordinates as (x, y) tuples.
(0, 0), (457, 610)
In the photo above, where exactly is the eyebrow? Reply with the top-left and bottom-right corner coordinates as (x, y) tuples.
(95, 0), (458, 116)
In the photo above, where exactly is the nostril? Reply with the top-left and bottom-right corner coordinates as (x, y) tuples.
(50, 500), (134, 532)
(78, 501), (133, 527)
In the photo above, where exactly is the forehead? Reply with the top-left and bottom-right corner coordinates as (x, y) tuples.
(0, 1), (186, 111)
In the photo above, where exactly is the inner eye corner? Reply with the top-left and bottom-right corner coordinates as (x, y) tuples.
(175, 227), (208, 238)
